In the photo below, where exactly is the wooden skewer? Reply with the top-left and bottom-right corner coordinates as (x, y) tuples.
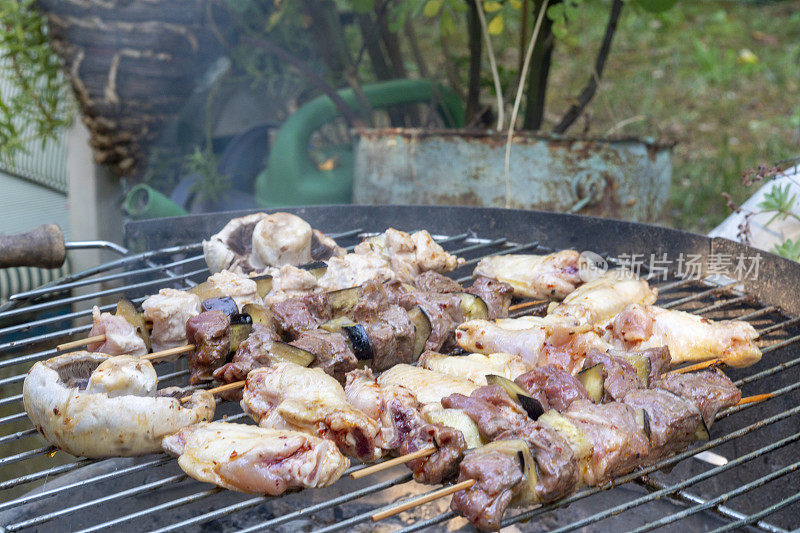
(57, 334), (107, 351)
(180, 380), (245, 403)
(508, 299), (548, 312)
(737, 392), (773, 406)
(371, 479), (476, 522)
(351, 447), (436, 480)
(668, 359), (723, 374)
(142, 344), (195, 361)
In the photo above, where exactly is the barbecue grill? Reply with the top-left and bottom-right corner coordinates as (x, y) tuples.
(1, 205), (799, 532)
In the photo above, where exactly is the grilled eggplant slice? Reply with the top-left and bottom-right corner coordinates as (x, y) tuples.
(613, 351), (652, 386)
(425, 408), (484, 449)
(251, 274), (273, 298)
(486, 374), (545, 420)
(319, 316), (357, 333)
(480, 440), (540, 505)
(576, 363), (604, 404)
(456, 292), (489, 321)
(241, 303), (277, 329)
(328, 286), (361, 315)
(538, 410), (593, 461)
(301, 261), (328, 279)
(407, 306), (433, 358)
(342, 324), (374, 361)
(267, 341), (316, 367)
(188, 281), (226, 301)
(635, 408), (652, 439)
(201, 296), (239, 317)
(230, 313), (253, 351)
(694, 418), (711, 441)
(115, 298), (151, 352)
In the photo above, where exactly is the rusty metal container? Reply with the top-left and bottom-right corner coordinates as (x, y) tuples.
(353, 128), (673, 221)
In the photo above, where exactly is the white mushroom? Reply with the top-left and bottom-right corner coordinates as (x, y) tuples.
(252, 213), (313, 267)
(203, 213), (269, 275)
(23, 352), (215, 457)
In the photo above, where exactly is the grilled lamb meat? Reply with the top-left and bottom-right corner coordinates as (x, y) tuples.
(564, 399), (650, 485)
(654, 368), (742, 427)
(514, 365), (591, 412)
(442, 385), (530, 441)
(213, 324), (282, 385)
(348, 280), (390, 322)
(396, 291), (464, 352)
(270, 293), (330, 339)
(622, 388), (702, 462)
(290, 329), (357, 383)
(583, 349), (642, 401)
(398, 421), (467, 484)
(361, 305), (416, 371)
(466, 276), (514, 319)
(414, 271), (463, 294)
(186, 311), (231, 384)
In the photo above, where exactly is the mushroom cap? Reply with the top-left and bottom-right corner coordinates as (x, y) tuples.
(252, 213), (313, 267)
(203, 213), (269, 275)
(23, 352), (215, 457)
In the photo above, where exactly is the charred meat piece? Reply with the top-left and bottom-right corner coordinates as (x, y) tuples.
(451, 448), (523, 532)
(514, 365), (591, 412)
(213, 324), (282, 385)
(398, 421), (467, 484)
(622, 388), (702, 463)
(186, 311), (231, 384)
(654, 368), (742, 427)
(414, 271), (463, 294)
(290, 329), (357, 383)
(466, 276), (514, 319)
(583, 349), (643, 402)
(270, 293), (330, 339)
(361, 305), (416, 371)
(564, 399), (650, 485)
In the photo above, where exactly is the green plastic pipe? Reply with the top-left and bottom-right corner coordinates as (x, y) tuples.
(123, 183), (188, 220)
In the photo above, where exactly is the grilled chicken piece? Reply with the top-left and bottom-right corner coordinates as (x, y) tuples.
(141, 288), (202, 353)
(262, 265), (320, 305)
(378, 364), (478, 407)
(456, 315), (610, 373)
(88, 306), (147, 356)
(242, 363), (382, 461)
(602, 304), (761, 367)
(548, 270), (657, 324)
(24, 352), (214, 457)
(162, 422), (348, 495)
(419, 351), (528, 386)
(317, 253), (395, 293)
(206, 270), (263, 310)
(473, 250), (581, 299)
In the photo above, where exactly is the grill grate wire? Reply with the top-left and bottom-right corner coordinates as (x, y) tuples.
(0, 228), (798, 532)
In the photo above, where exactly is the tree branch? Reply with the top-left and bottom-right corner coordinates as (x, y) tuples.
(553, 0), (623, 134)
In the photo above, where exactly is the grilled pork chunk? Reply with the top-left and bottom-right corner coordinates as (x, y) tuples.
(141, 288), (202, 353)
(242, 363), (382, 462)
(474, 250), (582, 299)
(548, 269), (657, 324)
(162, 422), (348, 495)
(602, 304), (761, 367)
(88, 306), (147, 356)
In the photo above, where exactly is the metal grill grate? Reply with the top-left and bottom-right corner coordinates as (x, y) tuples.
(1, 222), (799, 532)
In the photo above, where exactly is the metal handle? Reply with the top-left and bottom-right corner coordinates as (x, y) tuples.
(0, 224), (66, 269)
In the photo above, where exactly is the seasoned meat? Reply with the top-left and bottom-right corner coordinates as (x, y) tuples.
(348, 280), (390, 322)
(163, 422), (348, 495)
(583, 349), (642, 401)
(242, 363), (382, 461)
(514, 365), (591, 412)
(397, 291), (464, 352)
(206, 270), (262, 309)
(398, 421), (467, 484)
(442, 385), (529, 442)
(317, 253), (395, 293)
(263, 265), (319, 305)
(362, 305), (416, 371)
(378, 364), (477, 406)
(622, 388), (702, 462)
(291, 329), (357, 383)
(549, 270), (657, 324)
(213, 324), (282, 385)
(451, 449), (522, 532)
(654, 368), (742, 427)
(466, 276), (514, 319)
(602, 304), (761, 368)
(565, 399), (650, 485)
(473, 250), (582, 299)
(88, 306), (147, 356)
(419, 351), (528, 386)
(142, 288), (201, 353)
(270, 293), (330, 339)
(186, 311), (231, 384)
(414, 271), (463, 293)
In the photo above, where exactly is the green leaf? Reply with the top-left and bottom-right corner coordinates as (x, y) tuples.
(774, 238), (800, 262)
(487, 13), (504, 35)
(757, 184), (797, 216)
(351, 0), (375, 14)
(423, 0), (442, 17)
(483, 1), (502, 13)
(440, 9), (456, 35)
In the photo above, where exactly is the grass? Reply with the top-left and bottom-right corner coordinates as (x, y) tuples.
(540, 1), (800, 232)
